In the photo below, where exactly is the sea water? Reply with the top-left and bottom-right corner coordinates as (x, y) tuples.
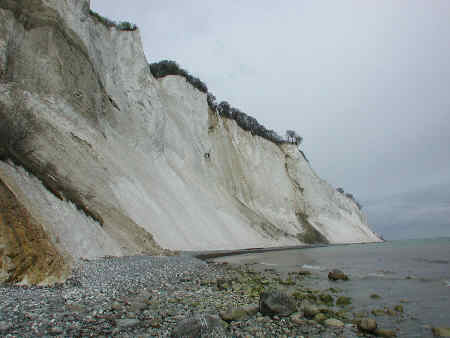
(216, 238), (450, 337)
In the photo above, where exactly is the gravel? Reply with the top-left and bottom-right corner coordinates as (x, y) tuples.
(0, 254), (371, 337)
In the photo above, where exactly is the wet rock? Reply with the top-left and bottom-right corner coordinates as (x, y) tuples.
(259, 290), (296, 317)
(115, 318), (140, 329)
(358, 318), (377, 333)
(337, 310), (352, 321)
(324, 318), (345, 328)
(66, 303), (86, 313)
(314, 313), (327, 322)
(216, 278), (231, 291)
(393, 305), (403, 313)
(432, 327), (450, 337)
(303, 304), (320, 318)
(171, 315), (226, 338)
(48, 326), (64, 335)
(110, 302), (123, 311)
(297, 269), (312, 276)
(220, 307), (249, 322)
(386, 308), (396, 316)
(150, 319), (161, 328)
(242, 304), (259, 316)
(372, 309), (386, 316)
(290, 313), (305, 325)
(375, 328), (397, 337)
(128, 301), (147, 312)
(319, 293), (334, 305)
(328, 269), (349, 281)
(336, 296), (351, 306)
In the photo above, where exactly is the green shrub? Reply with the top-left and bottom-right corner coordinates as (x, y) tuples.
(116, 21), (137, 31)
(149, 60), (208, 93)
(89, 10), (137, 31)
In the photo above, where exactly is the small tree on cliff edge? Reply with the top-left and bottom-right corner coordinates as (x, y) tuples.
(286, 130), (303, 146)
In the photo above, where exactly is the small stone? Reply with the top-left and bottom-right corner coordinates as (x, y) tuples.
(150, 319), (161, 328)
(319, 293), (334, 305)
(171, 315), (226, 337)
(111, 302), (122, 311)
(115, 318), (140, 329)
(358, 318), (377, 333)
(328, 269), (349, 281)
(432, 328), (450, 337)
(372, 309), (386, 316)
(129, 302), (147, 312)
(393, 305), (403, 313)
(49, 327), (64, 335)
(314, 313), (327, 322)
(66, 303), (86, 313)
(216, 278), (231, 291)
(242, 304), (259, 316)
(336, 296), (351, 306)
(303, 304), (320, 318)
(297, 270), (312, 276)
(386, 308), (396, 316)
(219, 307), (249, 322)
(259, 290), (296, 317)
(375, 328), (397, 337)
(324, 318), (345, 328)
(291, 313), (305, 325)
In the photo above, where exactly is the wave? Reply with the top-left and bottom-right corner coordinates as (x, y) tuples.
(301, 264), (322, 270)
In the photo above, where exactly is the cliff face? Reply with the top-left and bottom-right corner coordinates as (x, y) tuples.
(0, 0), (380, 284)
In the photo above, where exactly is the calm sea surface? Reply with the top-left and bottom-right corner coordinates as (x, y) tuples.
(215, 238), (450, 337)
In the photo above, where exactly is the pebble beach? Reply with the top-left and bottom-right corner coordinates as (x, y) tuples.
(0, 252), (423, 337)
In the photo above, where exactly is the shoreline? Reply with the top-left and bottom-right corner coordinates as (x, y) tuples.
(188, 240), (385, 260)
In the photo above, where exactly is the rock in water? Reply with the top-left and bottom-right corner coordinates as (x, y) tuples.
(328, 269), (349, 281)
(324, 318), (345, 328)
(171, 315), (226, 338)
(259, 290), (297, 317)
(358, 318), (377, 333)
(336, 296), (351, 306)
(302, 304), (320, 318)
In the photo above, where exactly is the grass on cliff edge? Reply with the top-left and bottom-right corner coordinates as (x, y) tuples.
(89, 10), (137, 31)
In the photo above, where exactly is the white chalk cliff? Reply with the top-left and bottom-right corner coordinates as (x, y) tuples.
(0, 0), (380, 284)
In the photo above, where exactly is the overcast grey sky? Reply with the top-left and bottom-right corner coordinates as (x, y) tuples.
(92, 0), (450, 203)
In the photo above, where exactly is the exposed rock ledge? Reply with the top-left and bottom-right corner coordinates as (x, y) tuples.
(0, 0), (380, 284)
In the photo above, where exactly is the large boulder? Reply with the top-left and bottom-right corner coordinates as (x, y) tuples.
(358, 318), (377, 333)
(259, 290), (296, 317)
(171, 315), (226, 338)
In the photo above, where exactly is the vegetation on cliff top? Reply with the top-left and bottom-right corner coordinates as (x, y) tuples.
(149, 60), (303, 146)
(89, 10), (137, 31)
